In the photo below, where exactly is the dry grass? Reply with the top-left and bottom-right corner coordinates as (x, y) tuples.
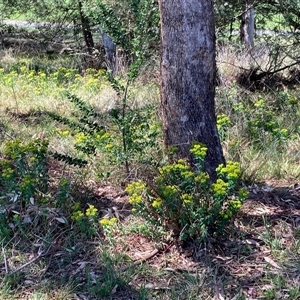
(216, 45), (271, 86)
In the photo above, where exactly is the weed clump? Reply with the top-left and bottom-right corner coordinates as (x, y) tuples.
(126, 143), (248, 242)
(0, 139), (49, 206)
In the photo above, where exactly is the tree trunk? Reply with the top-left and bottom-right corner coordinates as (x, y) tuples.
(240, 0), (255, 50)
(78, 0), (94, 53)
(158, 0), (225, 180)
(99, 27), (117, 75)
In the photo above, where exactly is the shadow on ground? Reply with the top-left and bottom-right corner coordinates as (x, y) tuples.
(1, 112), (300, 298)
(0, 156), (140, 300)
(184, 183), (300, 299)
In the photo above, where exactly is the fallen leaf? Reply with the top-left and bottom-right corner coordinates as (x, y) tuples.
(23, 215), (32, 224)
(264, 256), (280, 269)
(246, 239), (260, 247)
(7, 193), (19, 202)
(111, 284), (118, 294)
(55, 217), (67, 224)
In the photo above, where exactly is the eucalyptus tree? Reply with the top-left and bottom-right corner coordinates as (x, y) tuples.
(214, 0), (255, 48)
(158, 0), (225, 180)
(240, 0), (255, 49)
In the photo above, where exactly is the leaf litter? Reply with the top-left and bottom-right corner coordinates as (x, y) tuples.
(0, 177), (300, 299)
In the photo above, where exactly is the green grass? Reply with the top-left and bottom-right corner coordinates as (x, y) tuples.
(0, 45), (299, 299)
(262, 13), (291, 31)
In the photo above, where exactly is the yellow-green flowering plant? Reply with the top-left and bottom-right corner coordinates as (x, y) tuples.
(217, 113), (232, 141)
(126, 143), (248, 241)
(71, 203), (100, 237)
(246, 98), (290, 146)
(0, 139), (49, 206)
(99, 217), (118, 243)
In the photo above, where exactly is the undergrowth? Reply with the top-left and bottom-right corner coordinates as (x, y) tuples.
(0, 48), (299, 299)
(126, 143), (248, 241)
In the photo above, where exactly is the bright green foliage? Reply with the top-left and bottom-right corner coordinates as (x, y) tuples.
(49, 90), (161, 178)
(71, 202), (104, 237)
(246, 98), (291, 144)
(126, 143), (248, 241)
(85, 0), (159, 61)
(0, 139), (49, 205)
(222, 89), (299, 153)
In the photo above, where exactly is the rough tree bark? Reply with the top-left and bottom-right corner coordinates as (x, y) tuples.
(99, 28), (117, 75)
(158, 0), (225, 180)
(240, 0), (255, 50)
(78, 0), (94, 53)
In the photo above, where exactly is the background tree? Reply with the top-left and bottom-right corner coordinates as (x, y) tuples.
(85, 0), (160, 66)
(240, 0), (255, 49)
(0, 0), (94, 50)
(158, 0), (225, 180)
(78, 0), (94, 54)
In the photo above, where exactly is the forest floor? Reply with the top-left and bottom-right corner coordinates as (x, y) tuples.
(2, 171), (299, 299)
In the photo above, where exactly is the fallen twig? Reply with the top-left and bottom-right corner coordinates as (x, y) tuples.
(8, 229), (71, 276)
(119, 248), (160, 272)
(9, 252), (46, 275)
(2, 246), (9, 274)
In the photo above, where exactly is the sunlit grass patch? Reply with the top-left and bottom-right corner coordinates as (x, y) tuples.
(0, 65), (114, 113)
(216, 84), (300, 180)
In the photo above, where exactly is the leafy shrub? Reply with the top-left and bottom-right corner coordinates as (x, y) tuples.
(49, 92), (161, 179)
(217, 113), (232, 141)
(126, 143), (248, 241)
(0, 138), (107, 241)
(0, 138), (71, 242)
(0, 139), (49, 207)
(71, 202), (104, 238)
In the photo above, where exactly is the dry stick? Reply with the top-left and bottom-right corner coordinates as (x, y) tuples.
(253, 60), (300, 80)
(2, 247), (9, 274)
(119, 248), (160, 272)
(9, 252), (47, 275)
(219, 58), (300, 82)
(121, 80), (130, 177)
(11, 85), (19, 114)
(217, 61), (250, 72)
(8, 246), (63, 276)
(9, 228), (71, 276)
(119, 241), (176, 272)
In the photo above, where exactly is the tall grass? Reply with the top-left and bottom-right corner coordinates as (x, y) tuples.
(1, 48), (299, 181)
